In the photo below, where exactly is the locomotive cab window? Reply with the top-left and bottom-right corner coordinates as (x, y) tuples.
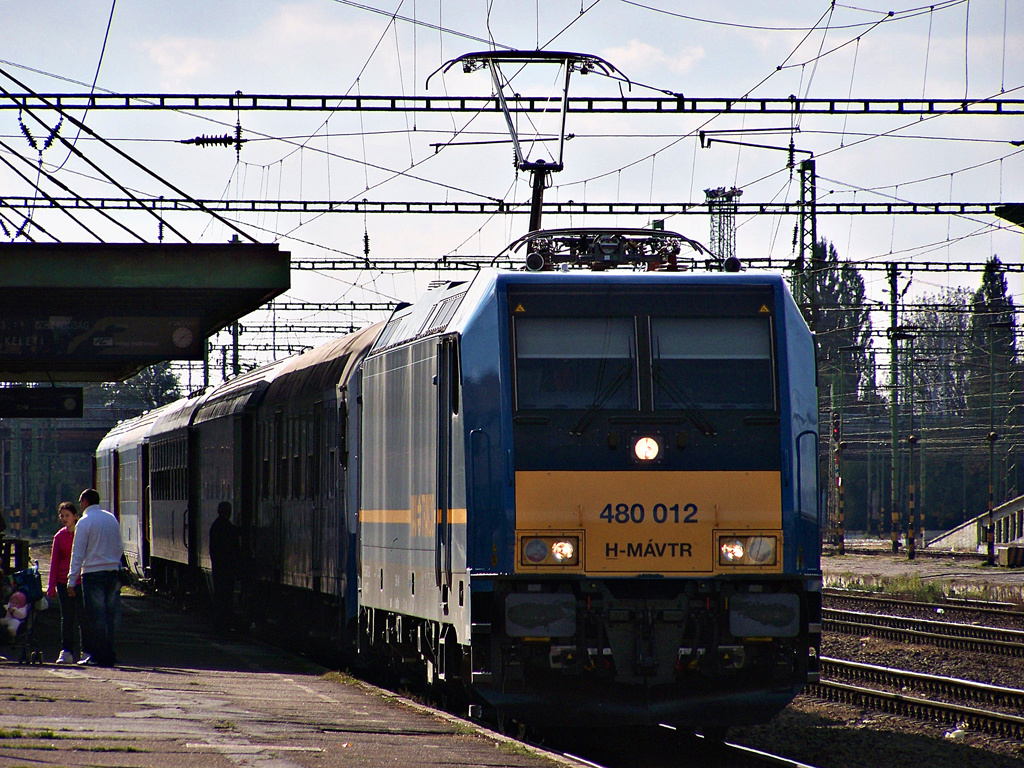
(650, 317), (775, 410)
(514, 317), (637, 410)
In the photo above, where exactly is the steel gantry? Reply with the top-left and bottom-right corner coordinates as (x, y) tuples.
(3, 93), (1023, 115)
(1, 197), (1010, 217)
(280, 255), (1024, 272)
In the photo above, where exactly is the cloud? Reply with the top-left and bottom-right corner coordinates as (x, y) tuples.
(601, 39), (704, 76)
(140, 39), (216, 91)
(135, 3), (387, 91)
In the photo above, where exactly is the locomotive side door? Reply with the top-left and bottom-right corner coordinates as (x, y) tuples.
(435, 335), (458, 613)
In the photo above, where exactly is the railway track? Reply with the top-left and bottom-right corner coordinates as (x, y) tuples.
(823, 607), (1024, 656)
(533, 726), (824, 768)
(815, 657), (1024, 740)
(824, 588), (1024, 625)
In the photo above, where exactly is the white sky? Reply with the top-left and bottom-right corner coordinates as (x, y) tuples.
(1, 0), (1022, 384)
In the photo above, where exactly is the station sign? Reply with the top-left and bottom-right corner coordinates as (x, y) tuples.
(0, 316), (203, 361)
(0, 241), (290, 382)
(0, 387), (83, 418)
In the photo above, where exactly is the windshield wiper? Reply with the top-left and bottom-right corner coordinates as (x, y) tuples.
(652, 363), (717, 437)
(569, 365), (630, 436)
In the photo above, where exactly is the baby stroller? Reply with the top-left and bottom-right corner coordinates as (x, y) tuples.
(3, 562), (45, 664)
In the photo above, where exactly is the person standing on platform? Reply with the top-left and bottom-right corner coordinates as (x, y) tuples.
(67, 489), (124, 667)
(46, 501), (85, 664)
(209, 501), (241, 633)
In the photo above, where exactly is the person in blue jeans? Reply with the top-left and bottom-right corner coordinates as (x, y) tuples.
(67, 489), (124, 667)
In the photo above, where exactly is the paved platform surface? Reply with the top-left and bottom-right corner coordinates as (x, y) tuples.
(823, 538), (1024, 602)
(0, 593), (580, 767)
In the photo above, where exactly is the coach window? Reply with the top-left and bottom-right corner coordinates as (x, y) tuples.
(292, 416), (304, 499)
(275, 412), (287, 500)
(650, 317), (775, 410)
(514, 317), (637, 410)
(309, 406), (322, 497)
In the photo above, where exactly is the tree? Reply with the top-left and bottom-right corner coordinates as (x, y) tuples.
(99, 361), (182, 415)
(798, 238), (873, 406)
(903, 286), (973, 420)
(965, 257), (1021, 501)
(902, 287), (984, 531)
(792, 239), (873, 535)
(967, 257), (1017, 423)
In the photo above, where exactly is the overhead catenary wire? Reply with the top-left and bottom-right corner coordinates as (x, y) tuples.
(0, 68), (243, 244)
(0, 139), (110, 242)
(617, 0), (967, 32)
(0, 137), (142, 240)
(2, 4), (1015, 339)
(50, 0), (117, 174)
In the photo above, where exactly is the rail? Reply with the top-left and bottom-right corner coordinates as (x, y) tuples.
(823, 608), (1024, 656)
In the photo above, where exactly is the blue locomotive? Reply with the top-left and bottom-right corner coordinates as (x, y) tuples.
(97, 229), (820, 732)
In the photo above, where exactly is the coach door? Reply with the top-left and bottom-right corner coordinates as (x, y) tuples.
(435, 336), (458, 614)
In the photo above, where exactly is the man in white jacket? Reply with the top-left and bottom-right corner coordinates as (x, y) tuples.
(67, 489), (124, 667)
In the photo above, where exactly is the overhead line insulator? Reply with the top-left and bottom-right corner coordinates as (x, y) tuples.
(179, 132), (247, 152)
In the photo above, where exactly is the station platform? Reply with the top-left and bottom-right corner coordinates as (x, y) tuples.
(822, 536), (1024, 603)
(0, 592), (584, 768)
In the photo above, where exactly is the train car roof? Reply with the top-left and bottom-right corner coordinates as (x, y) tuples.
(370, 280), (471, 354)
(193, 354), (293, 425)
(260, 322), (384, 407)
(487, 268), (790, 287)
(149, 390), (208, 437)
(95, 400), (180, 454)
(370, 269), (798, 354)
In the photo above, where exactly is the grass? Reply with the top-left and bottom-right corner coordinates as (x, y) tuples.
(496, 740), (536, 757)
(824, 572), (1024, 606)
(75, 745), (146, 753)
(0, 728), (69, 740)
(321, 670), (357, 686)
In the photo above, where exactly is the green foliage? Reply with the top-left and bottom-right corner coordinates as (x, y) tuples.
(98, 361), (182, 415)
(904, 286), (973, 419)
(966, 257), (1018, 423)
(797, 238), (873, 405)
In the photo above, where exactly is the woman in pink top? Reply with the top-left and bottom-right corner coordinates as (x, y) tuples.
(47, 501), (84, 664)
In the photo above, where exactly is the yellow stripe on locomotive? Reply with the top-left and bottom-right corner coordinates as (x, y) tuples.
(515, 470), (783, 576)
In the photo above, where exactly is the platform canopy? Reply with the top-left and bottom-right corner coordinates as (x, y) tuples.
(0, 242), (290, 382)
(995, 203), (1024, 228)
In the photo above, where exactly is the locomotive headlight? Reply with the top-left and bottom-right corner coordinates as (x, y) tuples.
(520, 535), (581, 567)
(720, 538), (745, 562)
(745, 536), (776, 564)
(524, 538), (549, 563)
(550, 540), (575, 562)
(718, 535), (778, 566)
(634, 436), (660, 461)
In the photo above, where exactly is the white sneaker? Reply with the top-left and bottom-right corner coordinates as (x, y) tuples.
(55, 650), (73, 664)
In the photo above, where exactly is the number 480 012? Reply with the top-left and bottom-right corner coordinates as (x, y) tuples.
(599, 503), (698, 524)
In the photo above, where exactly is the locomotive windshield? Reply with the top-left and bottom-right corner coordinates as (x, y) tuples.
(513, 312), (775, 412)
(651, 318), (773, 410)
(514, 317), (637, 410)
